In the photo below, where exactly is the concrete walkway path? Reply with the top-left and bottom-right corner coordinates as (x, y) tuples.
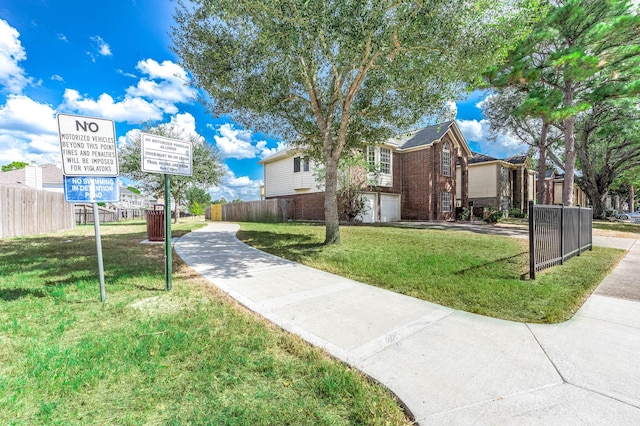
(174, 222), (640, 425)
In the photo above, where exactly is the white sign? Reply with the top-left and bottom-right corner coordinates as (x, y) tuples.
(141, 133), (192, 176)
(57, 113), (118, 176)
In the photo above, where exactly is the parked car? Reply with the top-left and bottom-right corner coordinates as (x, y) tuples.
(615, 211), (640, 221)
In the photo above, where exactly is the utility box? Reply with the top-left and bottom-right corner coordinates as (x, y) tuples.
(146, 208), (164, 242)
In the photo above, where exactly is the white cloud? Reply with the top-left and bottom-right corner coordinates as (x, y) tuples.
(91, 35), (112, 56)
(117, 69), (137, 78)
(126, 59), (196, 105)
(212, 123), (273, 160)
(0, 19), (33, 93)
(61, 88), (164, 123)
(257, 140), (288, 159)
(456, 118), (525, 158)
(57, 33), (68, 42)
(0, 95), (60, 165)
(0, 94), (57, 135)
(51, 74), (64, 82)
(208, 166), (262, 202)
(456, 119), (483, 142)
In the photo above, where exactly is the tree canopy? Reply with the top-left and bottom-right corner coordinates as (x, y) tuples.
(485, 0), (640, 206)
(1, 161), (29, 172)
(172, 0), (542, 244)
(118, 122), (223, 223)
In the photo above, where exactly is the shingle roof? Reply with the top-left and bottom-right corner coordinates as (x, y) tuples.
(0, 168), (26, 185)
(398, 120), (455, 150)
(468, 152), (498, 164)
(41, 164), (63, 184)
(504, 155), (528, 165)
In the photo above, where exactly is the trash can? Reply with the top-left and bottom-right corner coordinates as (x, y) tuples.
(146, 209), (164, 242)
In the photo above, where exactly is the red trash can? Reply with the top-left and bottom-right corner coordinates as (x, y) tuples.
(146, 209), (164, 242)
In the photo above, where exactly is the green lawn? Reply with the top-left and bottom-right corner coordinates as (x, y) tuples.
(237, 222), (625, 323)
(0, 221), (410, 425)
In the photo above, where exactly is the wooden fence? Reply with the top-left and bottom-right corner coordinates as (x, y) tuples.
(528, 201), (592, 279)
(206, 199), (293, 223)
(0, 186), (75, 238)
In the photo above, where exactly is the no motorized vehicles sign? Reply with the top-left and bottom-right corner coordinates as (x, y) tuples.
(57, 113), (119, 176)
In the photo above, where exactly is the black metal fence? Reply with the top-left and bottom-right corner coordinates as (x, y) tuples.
(528, 201), (592, 279)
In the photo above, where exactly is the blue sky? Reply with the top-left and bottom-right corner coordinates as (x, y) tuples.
(0, 0), (525, 201)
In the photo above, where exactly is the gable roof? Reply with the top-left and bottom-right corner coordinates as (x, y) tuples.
(0, 168), (27, 186)
(395, 121), (473, 156)
(398, 120), (455, 150)
(41, 164), (63, 184)
(468, 152), (531, 168)
(468, 152), (498, 164)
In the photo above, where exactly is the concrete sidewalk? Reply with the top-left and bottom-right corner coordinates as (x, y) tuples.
(174, 223), (640, 425)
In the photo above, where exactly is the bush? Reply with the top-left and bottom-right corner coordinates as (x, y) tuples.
(483, 208), (503, 224)
(508, 208), (526, 218)
(456, 207), (470, 221)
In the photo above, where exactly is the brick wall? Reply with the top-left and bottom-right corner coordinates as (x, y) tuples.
(268, 192), (325, 221)
(400, 137), (464, 221)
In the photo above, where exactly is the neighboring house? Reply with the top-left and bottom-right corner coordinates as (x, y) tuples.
(0, 163), (64, 193)
(535, 170), (589, 206)
(259, 121), (472, 222)
(115, 185), (153, 209)
(456, 152), (535, 214)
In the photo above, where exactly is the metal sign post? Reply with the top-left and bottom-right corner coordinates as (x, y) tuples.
(93, 202), (106, 302)
(58, 113), (118, 303)
(164, 174), (172, 291)
(140, 133), (192, 292)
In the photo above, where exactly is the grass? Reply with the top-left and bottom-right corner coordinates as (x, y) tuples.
(237, 222), (626, 323)
(0, 220), (411, 425)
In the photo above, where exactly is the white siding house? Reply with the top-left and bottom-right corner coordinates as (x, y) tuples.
(259, 148), (323, 197)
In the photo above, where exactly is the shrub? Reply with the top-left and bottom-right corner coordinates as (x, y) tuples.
(483, 208), (503, 224)
(456, 207), (470, 221)
(508, 208), (526, 218)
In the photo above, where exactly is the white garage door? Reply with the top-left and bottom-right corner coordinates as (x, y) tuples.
(359, 193), (377, 223)
(380, 194), (400, 222)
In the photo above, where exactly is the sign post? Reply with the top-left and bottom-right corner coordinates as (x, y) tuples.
(140, 133), (192, 291)
(58, 114), (118, 303)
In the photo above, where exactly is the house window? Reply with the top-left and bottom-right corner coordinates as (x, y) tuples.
(367, 147), (376, 169)
(441, 192), (452, 213)
(379, 148), (391, 174)
(293, 156), (309, 173)
(441, 141), (451, 177)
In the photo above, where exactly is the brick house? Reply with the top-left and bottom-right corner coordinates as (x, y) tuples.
(259, 121), (472, 222)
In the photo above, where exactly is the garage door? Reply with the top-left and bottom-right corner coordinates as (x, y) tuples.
(380, 194), (400, 222)
(359, 193), (377, 223)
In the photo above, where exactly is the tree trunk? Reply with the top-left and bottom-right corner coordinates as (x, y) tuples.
(630, 185), (636, 212)
(323, 155), (341, 245)
(562, 82), (576, 206)
(537, 122), (549, 204)
(591, 193), (607, 219)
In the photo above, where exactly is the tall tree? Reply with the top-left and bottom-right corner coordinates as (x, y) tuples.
(485, 0), (640, 206)
(480, 87), (564, 204)
(172, 0), (541, 244)
(575, 98), (640, 217)
(186, 186), (212, 215)
(118, 123), (223, 223)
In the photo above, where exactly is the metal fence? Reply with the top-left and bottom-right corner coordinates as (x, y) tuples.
(74, 206), (145, 224)
(0, 186), (75, 238)
(528, 201), (592, 279)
